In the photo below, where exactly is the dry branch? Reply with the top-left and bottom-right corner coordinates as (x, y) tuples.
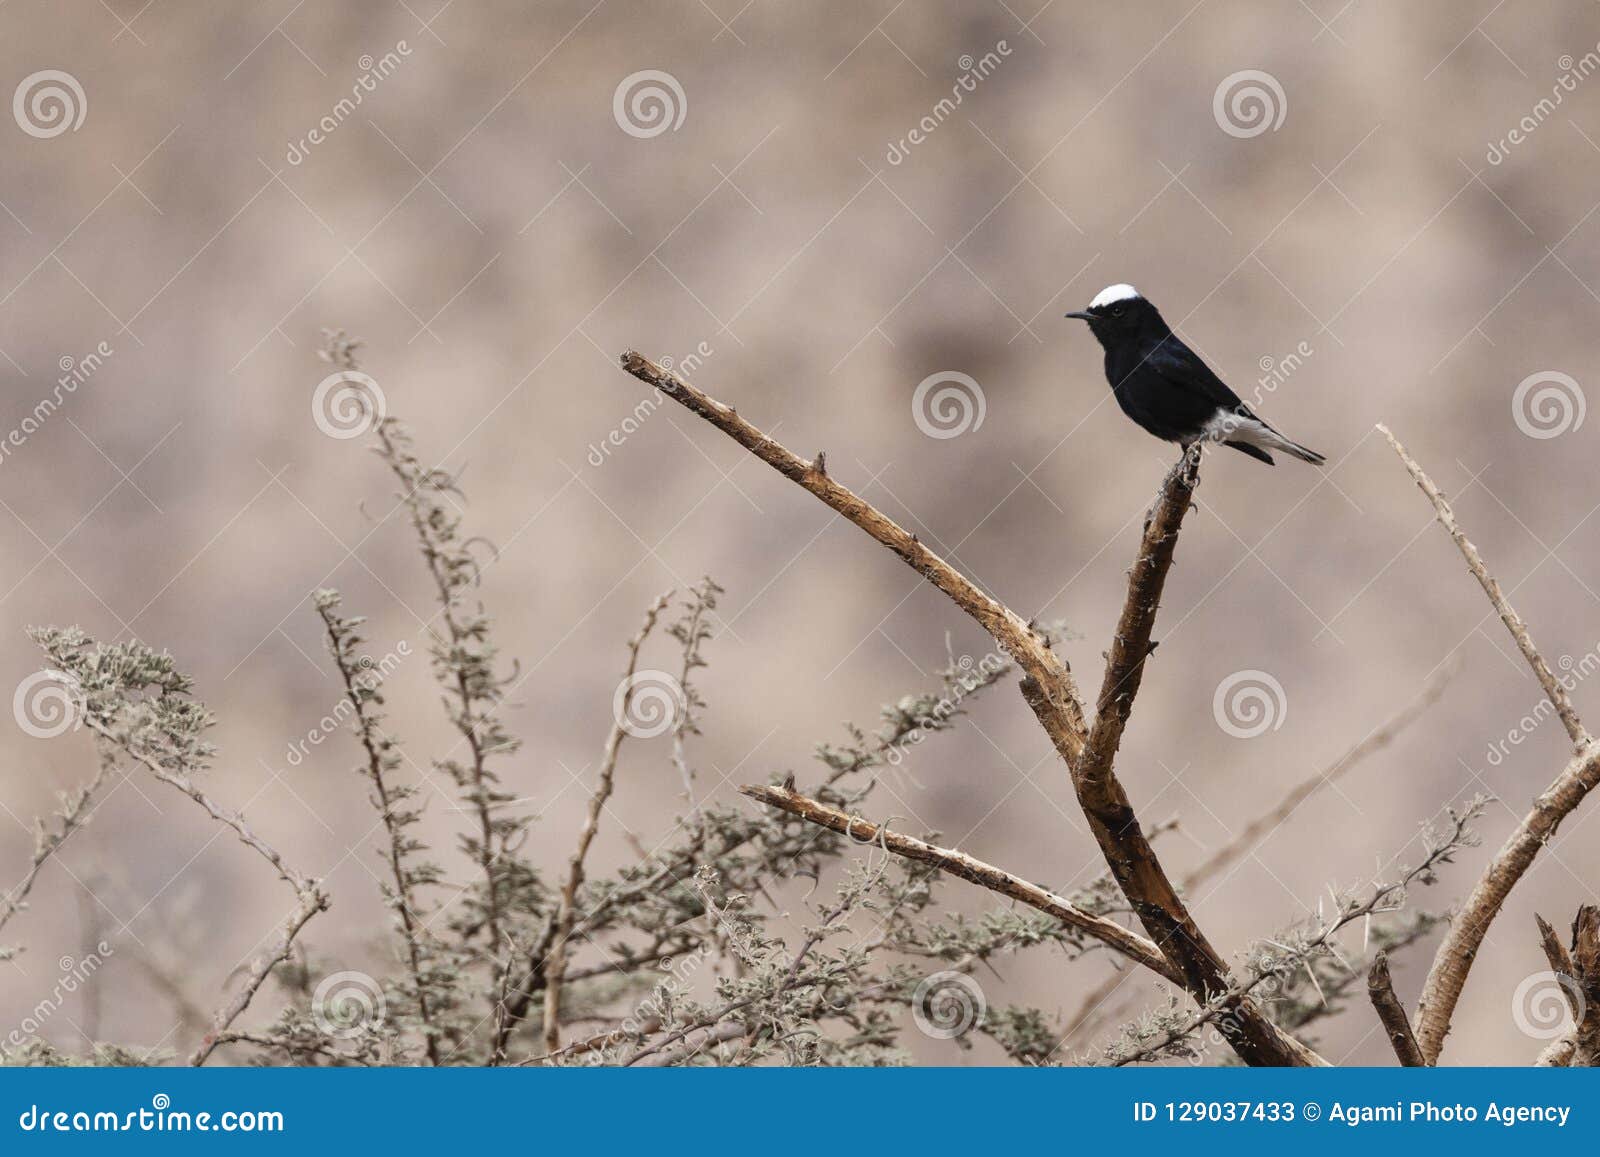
(1065, 674), (1452, 1047)
(82, 718), (331, 1065)
(619, 352), (1088, 749)
(622, 351), (1310, 1066)
(316, 594), (442, 1066)
(1379, 425), (1586, 748)
(1535, 913), (1582, 1022)
(739, 783), (1181, 983)
(1367, 951), (1425, 1066)
(1379, 425), (1600, 1063)
(1183, 663), (1455, 894)
(541, 592), (672, 1054)
(0, 754), (115, 946)
(1569, 906), (1600, 1066)
(188, 887), (330, 1066)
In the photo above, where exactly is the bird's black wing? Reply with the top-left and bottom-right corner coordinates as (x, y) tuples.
(1144, 336), (1248, 412)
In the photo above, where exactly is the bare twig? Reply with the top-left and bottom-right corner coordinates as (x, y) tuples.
(622, 351), (1308, 1066)
(188, 888), (330, 1066)
(0, 753), (115, 946)
(81, 717), (330, 1066)
(1379, 425), (1587, 748)
(542, 592), (672, 1055)
(1367, 951), (1425, 1066)
(740, 784), (1180, 983)
(1380, 425), (1600, 1062)
(1183, 662), (1457, 894)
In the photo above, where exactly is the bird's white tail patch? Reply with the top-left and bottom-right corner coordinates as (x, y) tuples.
(1203, 412), (1325, 464)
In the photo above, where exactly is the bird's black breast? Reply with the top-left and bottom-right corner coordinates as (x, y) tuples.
(1104, 335), (1246, 443)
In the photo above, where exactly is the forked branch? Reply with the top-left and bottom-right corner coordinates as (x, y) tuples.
(622, 351), (1312, 1066)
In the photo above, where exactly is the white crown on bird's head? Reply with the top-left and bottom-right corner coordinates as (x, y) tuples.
(1088, 283), (1142, 310)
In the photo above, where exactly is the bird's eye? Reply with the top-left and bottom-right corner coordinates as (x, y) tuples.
(1110, 305), (1125, 318)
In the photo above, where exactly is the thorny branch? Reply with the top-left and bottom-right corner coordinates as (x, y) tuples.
(1380, 425), (1600, 1063)
(0, 751), (116, 952)
(1103, 799), (1482, 1067)
(621, 351), (1310, 1066)
(541, 592), (673, 1054)
(739, 783), (1181, 983)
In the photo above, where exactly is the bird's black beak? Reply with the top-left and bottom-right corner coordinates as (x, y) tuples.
(1064, 310), (1095, 321)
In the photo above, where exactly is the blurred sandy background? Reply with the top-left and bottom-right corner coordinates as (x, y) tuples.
(3, 0), (1600, 1064)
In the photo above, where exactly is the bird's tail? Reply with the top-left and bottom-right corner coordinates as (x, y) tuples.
(1248, 419), (1326, 466)
(1272, 433), (1326, 465)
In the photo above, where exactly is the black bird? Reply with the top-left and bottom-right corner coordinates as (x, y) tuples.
(1065, 284), (1324, 466)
